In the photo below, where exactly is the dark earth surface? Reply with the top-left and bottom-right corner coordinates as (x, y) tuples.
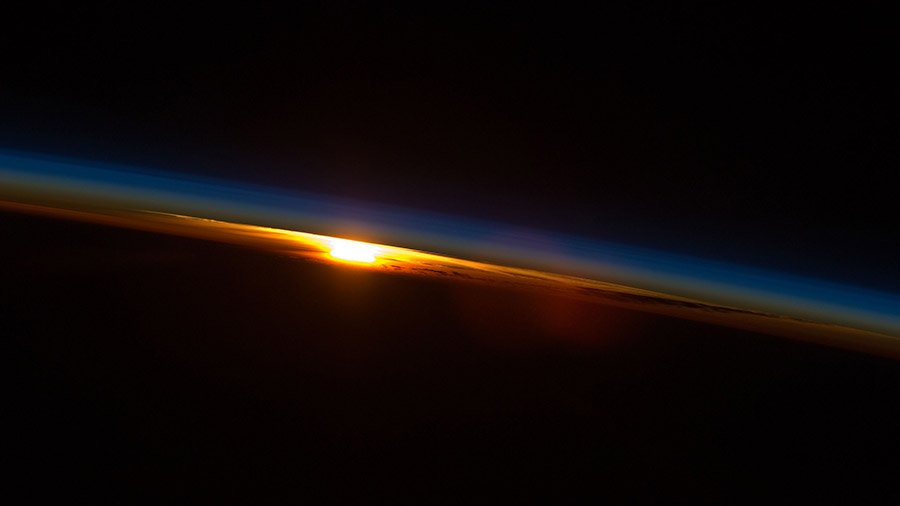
(3, 211), (899, 502)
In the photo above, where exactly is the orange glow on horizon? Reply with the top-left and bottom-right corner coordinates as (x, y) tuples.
(328, 238), (379, 263)
(0, 202), (896, 360)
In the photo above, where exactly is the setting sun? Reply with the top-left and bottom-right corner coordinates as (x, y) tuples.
(329, 238), (379, 263)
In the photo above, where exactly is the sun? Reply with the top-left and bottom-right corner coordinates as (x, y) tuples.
(328, 238), (379, 264)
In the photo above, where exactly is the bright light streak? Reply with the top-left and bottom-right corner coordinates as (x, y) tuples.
(329, 238), (379, 263)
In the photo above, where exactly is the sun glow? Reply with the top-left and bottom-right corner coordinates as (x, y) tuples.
(329, 238), (379, 263)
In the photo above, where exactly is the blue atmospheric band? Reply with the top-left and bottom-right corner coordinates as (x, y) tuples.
(1, 150), (898, 336)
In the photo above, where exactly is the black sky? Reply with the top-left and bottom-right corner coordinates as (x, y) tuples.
(1, 3), (896, 288)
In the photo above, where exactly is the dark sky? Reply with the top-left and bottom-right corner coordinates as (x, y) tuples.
(1, 3), (896, 288)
